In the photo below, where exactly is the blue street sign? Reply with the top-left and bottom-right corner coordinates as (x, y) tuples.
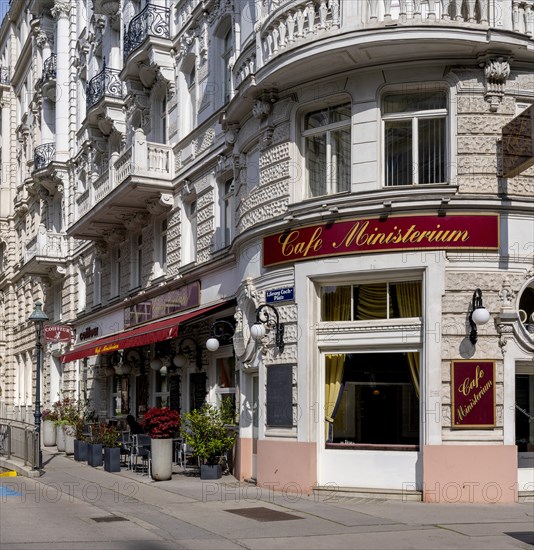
(265, 287), (294, 303)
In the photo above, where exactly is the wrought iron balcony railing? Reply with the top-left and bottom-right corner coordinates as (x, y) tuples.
(0, 66), (9, 85)
(34, 143), (56, 171)
(123, 3), (170, 62)
(42, 54), (56, 81)
(86, 66), (123, 109)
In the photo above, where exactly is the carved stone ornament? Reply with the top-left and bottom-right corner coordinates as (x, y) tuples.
(94, 241), (109, 259)
(103, 228), (126, 245)
(122, 212), (148, 232)
(483, 56), (511, 112)
(146, 193), (173, 215)
(46, 265), (66, 281)
(51, 1), (71, 20)
(252, 98), (272, 120)
(499, 277), (516, 307)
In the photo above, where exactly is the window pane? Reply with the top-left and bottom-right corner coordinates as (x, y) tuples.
(321, 286), (351, 321)
(390, 281), (422, 318)
(353, 284), (388, 320)
(383, 92), (446, 113)
(216, 356), (235, 389)
(306, 134), (327, 197)
(385, 120), (412, 186)
(305, 103), (351, 130)
(418, 117), (445, 184)
(332, 127), (351, 193)
(327, 353), (419, 445)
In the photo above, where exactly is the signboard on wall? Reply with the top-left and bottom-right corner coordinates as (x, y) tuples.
(451, 360), (496, 429)
(266, 364), (293, 427)
(124, 282), (200, 328)
(44, 325), (73, 343)
(263, 214), (500, 267)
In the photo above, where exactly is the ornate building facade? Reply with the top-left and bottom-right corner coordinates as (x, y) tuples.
(0, 0), (533, 502)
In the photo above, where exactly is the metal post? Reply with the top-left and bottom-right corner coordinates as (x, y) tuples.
(34, 322), (43, 470)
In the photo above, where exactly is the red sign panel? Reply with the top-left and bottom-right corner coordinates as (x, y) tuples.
(263, 214), (499, 267)
(451, 360), (495, 429)
(44, 325), (73, 343)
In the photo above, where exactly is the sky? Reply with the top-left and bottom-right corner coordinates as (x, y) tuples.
(0, 1), (9, 24)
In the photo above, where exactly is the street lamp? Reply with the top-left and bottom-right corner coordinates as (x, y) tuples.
(28, 300), (49, 470)
(206, 319), (235, 352)
(250, 304), (285, 353)
(469, 288), (491, 345)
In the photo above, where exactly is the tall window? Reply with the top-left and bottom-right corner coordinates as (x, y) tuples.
(320, 279), (423, 448)
(222, 27), (233, 103)
(155, 218), (167, 276)
(303, 103), (351, 197)
(93, 258), (102, 306)
(383, 91), (447, 186)
(53, 282), (63, 320)
(219, 178), (233, 248)
(110, 247), (121, 298)
(131, 235), (143, 288)
(182, 200), (197, 265)
(0, 242), (5, 273)
(215, 355), (236, 413)
(77, 266), (86, 312)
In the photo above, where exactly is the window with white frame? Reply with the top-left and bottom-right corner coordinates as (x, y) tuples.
(110, 247), (121, 298)
(303, 102), (351, 198)
(154, 369), (170, 408)
(93, 257), (102, 306)
(319, 278), (422, 448)
(77, 265), (86, 312)
(131, 234), (143, 288)
(182, 200), (197, 266)
(383, 91), (447, 186)
(215, 355), (236, 416)
(218, 178), (233, 249)
(53, 282), (63, 320)
(154, 218), (168, 276)
(221, 26), (233, 103)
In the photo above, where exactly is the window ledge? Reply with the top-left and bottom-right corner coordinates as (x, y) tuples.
(326, 443), (419, 452)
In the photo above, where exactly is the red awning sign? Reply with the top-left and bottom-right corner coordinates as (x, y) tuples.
(44, 325), (73, 343)
(60, 303), (230, 363)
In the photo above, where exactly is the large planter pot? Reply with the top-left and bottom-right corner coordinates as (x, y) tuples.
(56, 424), (66, 452)
(200, 464), (222, 480)
(87, 443), (103, 467)
(150, 438), (173, 481)
(43, 420), (56, 447)
(64, 425), (75, 455)
(74, 440), (88, 462)
(104, 447), (121, 473)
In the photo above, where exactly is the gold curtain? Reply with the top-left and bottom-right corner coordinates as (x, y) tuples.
(325, 354), (345, 441)
(356, 283), (388, 319)
(322, 286), (351, 321)
(396, 282), (422, 397)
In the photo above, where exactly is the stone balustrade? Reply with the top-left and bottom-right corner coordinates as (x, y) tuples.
(24, 228), (67, 263)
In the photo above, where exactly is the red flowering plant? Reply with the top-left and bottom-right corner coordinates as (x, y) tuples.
(141, 407), (181, 439)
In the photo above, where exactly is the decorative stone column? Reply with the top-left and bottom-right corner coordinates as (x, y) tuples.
(35, 31), (55, 143)
(51, 1), (71, 162)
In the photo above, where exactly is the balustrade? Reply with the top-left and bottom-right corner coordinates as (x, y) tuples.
(42, 54), (56, 81)
(124, 3), (171, 61)
(86, 66), (122, 109)
(24, 231), (66, 263)
(0, 66), (9, 85)
(33, 143), (56, 171)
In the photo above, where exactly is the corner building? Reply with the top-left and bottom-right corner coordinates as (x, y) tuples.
(0, 1), (532, 503)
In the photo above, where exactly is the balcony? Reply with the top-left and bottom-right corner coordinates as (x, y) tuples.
(123, 3), (171, 62)
(22, 229), (67, 276)
(86, 66), (123, 110)
(0, 66), (10, 86)
(33, 143), (56, 171)
(72, 134), (174, 240)
(41, 54), (56, 100)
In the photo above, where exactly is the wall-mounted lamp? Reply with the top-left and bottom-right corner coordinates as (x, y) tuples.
(250, 303), (285, 353)
(206, 319), (235, 352)
(469, 288), (491, 344)
(173, 337), (202, 371)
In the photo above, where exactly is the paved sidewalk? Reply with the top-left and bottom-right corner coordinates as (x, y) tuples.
(0, 450), (532, 549)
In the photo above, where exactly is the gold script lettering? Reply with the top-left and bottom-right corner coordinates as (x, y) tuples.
(279, 228), (323, 258)
(458, 365), (485, 397)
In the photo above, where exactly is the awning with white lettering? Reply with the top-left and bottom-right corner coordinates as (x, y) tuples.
(60, 301), (234, 363)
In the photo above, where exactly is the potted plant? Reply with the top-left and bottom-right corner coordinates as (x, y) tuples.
(73, 418), (88, 462)
(101, 424), (122, 473)
(52, 397), (80, 454)
(182, 403), (237, 480)
(41, 409), (58, 447)
(142, 407), (181, 481)
(87, 422), (104, 467)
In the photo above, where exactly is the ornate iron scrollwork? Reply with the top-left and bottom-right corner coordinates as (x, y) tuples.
(123, 3), (170, 62)
(42, 54), (57, 81)
(86, 66), (122, 109)
(0, 66), (9, 85)
(34, 143), (56, 171)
